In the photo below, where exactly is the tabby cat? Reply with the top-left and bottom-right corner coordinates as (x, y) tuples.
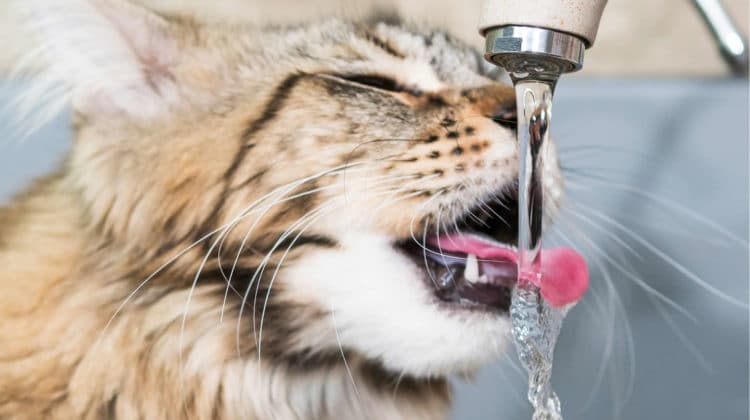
(0, 1), (568, 418)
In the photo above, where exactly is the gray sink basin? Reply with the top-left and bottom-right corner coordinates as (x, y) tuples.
(1, 79), (747, 420)
(450, 79), (749, 420)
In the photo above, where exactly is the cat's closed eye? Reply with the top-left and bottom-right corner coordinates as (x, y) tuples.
(335, 73), (423, 96)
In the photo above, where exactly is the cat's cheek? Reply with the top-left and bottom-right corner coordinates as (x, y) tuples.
(282, 232), (511, 377)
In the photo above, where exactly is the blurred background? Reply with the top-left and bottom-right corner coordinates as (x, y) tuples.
(1, 0), (748, 75)
(2, 1), (748, 419)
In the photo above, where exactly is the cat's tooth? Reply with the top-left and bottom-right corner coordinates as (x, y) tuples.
(464, 254), (479, 283)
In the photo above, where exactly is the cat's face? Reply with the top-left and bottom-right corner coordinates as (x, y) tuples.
(33, 3), (562, 379)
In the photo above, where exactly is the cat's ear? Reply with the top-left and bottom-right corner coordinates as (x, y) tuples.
(14, 0), (183, 125)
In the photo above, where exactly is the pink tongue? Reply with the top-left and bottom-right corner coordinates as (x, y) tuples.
(431, 235), (589, 308)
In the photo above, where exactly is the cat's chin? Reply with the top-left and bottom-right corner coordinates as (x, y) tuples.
(283, 232), (512, 378)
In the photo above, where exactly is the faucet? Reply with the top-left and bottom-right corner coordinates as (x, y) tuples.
(691, 0), (749, 76)
(479, 0), (608, 87)
(479, 0), (749, 81)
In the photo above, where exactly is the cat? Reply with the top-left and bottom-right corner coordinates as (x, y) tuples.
(0, 1), (565, 418)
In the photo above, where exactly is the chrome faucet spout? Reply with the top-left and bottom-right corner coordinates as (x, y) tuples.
(479, 0), (608, 80)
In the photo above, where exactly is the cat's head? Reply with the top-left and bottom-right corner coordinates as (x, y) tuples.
(20, 0), (564, 378)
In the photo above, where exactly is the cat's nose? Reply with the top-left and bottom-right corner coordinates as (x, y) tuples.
(461, 84), (517, 132)
(490, 109), (517, 132)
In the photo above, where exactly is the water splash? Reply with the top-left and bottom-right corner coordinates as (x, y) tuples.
(511, 281), (565, 420)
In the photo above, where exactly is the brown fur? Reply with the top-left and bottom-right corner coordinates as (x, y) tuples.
(0, 2), (554, 418)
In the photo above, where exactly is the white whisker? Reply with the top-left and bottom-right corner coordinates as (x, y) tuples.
(575, 202), (748, 309)
(554, 224), (695, 321)
(330, 303), (362, 401)
(566, 178), (748, 250)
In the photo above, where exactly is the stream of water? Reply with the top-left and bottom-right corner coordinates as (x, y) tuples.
(511, 80), (566, 420)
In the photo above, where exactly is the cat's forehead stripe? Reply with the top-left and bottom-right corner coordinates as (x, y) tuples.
(361, 29), (406, 59)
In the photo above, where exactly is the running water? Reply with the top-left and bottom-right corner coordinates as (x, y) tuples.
(511, 79), (565, 420)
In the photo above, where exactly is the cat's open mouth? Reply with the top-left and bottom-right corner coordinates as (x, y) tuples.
(397, 191), (520, 313)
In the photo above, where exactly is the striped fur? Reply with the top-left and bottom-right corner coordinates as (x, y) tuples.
(1, 1), (564, 418)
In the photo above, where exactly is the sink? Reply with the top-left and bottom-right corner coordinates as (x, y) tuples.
(450, 79), (749, 420)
